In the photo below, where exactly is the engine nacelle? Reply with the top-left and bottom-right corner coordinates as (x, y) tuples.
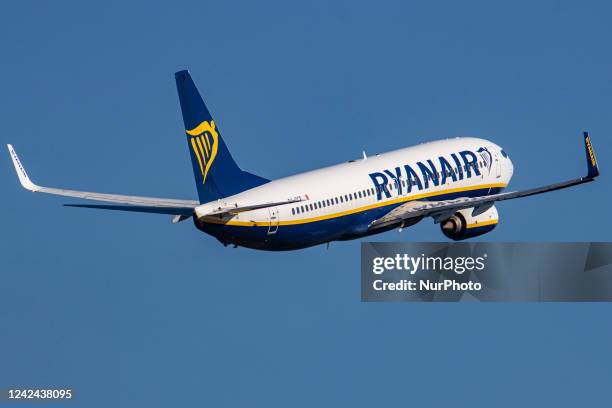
(440, 205), (498, 241)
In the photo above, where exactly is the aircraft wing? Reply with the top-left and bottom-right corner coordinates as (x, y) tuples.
(369, 133), (600, 230)
(8, 144), (304, 220)
(7, 144), (199, 216)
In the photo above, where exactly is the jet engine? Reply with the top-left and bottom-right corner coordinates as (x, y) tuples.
(440, 205), (498, 241)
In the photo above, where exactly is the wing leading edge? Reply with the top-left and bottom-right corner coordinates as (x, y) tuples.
(369, 133), (600, 230)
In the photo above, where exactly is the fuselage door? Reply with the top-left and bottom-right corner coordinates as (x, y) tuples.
(495, 152), (501, 178)
(267, 207), (279, 234)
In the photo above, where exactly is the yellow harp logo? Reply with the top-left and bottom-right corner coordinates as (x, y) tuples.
(186, 120), (219, 184)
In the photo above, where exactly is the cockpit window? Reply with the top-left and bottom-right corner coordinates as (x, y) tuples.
(501, 149), (508, 158)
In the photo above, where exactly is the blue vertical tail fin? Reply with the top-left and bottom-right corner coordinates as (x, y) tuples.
(175, 70), (269, 203)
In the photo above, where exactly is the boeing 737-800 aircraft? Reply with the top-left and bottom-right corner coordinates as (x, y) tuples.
(8, 71), (600, 250)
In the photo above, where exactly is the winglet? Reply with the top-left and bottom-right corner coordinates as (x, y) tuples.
(583, 132), (600, 179)
(6, 144), (40, 191)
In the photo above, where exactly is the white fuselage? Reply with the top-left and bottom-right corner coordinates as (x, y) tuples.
(195, 137), (514, 229)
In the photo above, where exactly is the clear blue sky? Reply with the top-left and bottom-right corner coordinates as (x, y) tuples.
(1, 1), (611, 406)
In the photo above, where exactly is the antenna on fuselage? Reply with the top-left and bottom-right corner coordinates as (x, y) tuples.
(362, 151), (367, 160)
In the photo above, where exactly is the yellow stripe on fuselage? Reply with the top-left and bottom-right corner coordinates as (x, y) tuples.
(202, 182), (507, 227)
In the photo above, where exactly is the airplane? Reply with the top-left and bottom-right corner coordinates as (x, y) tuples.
(7, 70), (600, 251)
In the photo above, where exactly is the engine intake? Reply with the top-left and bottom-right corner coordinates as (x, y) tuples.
(440, 206), (498, 241)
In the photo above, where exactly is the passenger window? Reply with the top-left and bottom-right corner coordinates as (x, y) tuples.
(292, 208), (295, 215)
